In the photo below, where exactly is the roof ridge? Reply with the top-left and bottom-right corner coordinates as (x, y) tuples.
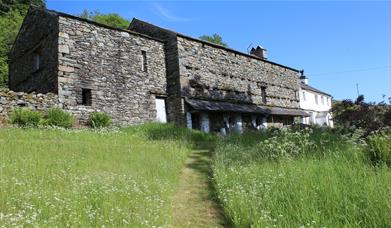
(301, 83), (332, 97)
(130, 18), (301, 72)
(29, 5), (164, 43)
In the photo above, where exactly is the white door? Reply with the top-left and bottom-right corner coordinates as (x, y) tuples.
(155, 98), (167, 123)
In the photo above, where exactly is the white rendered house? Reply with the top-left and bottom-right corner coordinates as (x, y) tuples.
(299, 73), (333, 127)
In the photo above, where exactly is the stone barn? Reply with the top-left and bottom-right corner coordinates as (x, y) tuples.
(130, 19), (308, 133)
(8, 6), (309, 132)
(9, 6), (167, 125)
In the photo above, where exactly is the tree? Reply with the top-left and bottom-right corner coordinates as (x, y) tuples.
(199, 33), (228, 47)
(0, 0), (45, 15)
(77, 10), (130, 29)
(0, 11), (23, 87)
(333, 95), (391, 137)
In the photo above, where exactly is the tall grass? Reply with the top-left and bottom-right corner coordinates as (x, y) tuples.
(213, 129), (391, 227)
(0, 123), (203, 227)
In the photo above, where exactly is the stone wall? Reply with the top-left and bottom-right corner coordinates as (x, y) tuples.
(9, 7), (59, 93)
(57, 16), (167, 125)
(129, 19), (186, 125)
(177, 36), (301, 109)
(0, 89), (59, 125)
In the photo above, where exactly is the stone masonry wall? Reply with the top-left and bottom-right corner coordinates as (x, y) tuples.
(57, 16), (167, 125)
(177, 36), (301, 109)
(129, 19), (186, 125)
(9, 7), (59, 93)
(0, 89), (59, 125)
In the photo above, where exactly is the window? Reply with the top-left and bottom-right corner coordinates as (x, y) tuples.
(141, 50), (147, 72)
(315, 95), (319, 105)
(33, 49), (41, 71)
(261, 87), (267, 104)
(302, 91), (306, 101)
(321, 96), (324, 105)
(82, 88), (92, 106)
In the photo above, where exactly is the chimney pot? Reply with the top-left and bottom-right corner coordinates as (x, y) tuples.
(250, 46), (267, 59)
(299, 70), (309, 85)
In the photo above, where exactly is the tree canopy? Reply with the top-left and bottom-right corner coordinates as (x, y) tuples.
(0, 0), (45, 15)
(199, 33), (228, 47)
(333, 95), (391, 137)
(78, 10), (130, 29)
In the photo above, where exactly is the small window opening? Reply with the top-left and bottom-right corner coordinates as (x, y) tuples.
(315, 95), (319, 105)
(141, 50), (147, 72)
(33, 49), (41, 71)
(302, 91), (306, 101)
(261, 87), (267, 104)
(82, 88), (92, 106)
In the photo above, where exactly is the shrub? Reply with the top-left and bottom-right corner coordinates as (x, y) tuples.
(89, 112), (112, 128)
(10, 108), (41, 127)
(366, 130), (391, 166)
(45, 108), (74, 128)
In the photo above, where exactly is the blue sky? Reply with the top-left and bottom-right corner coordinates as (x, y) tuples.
(47, 1), (391, 103)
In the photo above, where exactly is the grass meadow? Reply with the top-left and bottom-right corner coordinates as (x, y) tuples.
(212, 129), (391, 227)
(1, 123), (390, 227)
(0, 124), (208, 227)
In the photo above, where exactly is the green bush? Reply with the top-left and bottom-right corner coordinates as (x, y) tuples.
(44, 107), (74, 128)
(366, 130), (391, 166)
(89, 112), (112, 128)
(10, 108), (42, 127)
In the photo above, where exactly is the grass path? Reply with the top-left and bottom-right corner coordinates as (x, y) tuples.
(172, 149), (226, 228)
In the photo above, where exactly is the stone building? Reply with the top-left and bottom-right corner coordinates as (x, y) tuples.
(9, 6), (310, 132)
(9, 6), (167, 125)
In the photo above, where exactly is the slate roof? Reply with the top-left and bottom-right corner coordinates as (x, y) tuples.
(28, 6), (164, 43)
(130, 18), (301, 73)
(186, 99), (309, 117)
(301, 83), (332, 97)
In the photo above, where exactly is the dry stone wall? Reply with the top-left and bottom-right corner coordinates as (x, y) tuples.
(57, 16), (167, 125)
(177, 36), (301, 109)
(0, 89), (59, 125)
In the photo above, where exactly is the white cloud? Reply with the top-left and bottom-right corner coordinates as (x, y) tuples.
(152, 2), (193, 22)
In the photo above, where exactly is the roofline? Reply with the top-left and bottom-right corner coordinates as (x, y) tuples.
(131, 18), (300, 73)
(301, 84), (332, 97)
(176, 33), (300, 72)
(30, 6), (165, 43)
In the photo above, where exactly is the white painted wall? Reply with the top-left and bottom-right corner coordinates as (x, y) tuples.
(155, 98), (167, 123)
(233, 114), (243, 133)
(299, 87), (333, 127)
(186, 112), (192, 129)
(200, 112), (210, 133)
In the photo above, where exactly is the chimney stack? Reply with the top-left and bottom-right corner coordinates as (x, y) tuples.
(299, 70), (308, 85)
(250, 46), (267, 59)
